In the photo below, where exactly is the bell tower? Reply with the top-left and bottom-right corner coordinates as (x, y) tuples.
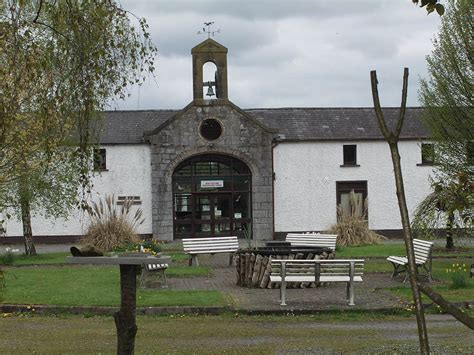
(191, 38), (228, 101)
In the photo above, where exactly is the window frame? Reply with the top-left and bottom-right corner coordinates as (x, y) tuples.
(93, 148), (107, 171)
(336, 180), (368, 219)
(341, 144), (359, 167)
(419, 143), (435, 165)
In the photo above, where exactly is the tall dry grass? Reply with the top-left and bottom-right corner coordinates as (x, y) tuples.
(81, 195), (144, 252)
(329, 191), (385, 246)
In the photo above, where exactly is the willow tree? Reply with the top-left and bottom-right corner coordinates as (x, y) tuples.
(0, 1), (157, 255)
(414, 0), (473, 248)
(412, 0), (445, 15)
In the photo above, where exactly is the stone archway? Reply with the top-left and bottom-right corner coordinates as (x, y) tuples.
(172, 154), (252, 239)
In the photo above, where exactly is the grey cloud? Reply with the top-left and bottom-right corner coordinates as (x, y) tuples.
(114, 0), (440, 110)
(122, 0), (383, 21)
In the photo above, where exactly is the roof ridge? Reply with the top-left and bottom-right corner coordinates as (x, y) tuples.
(103, 109), (179, 113)
(245, 107), (423, 111)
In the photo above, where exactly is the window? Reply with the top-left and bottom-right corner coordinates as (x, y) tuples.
(93, 148), (107, 171)
(200, 119), (223, 141)
(342, 144), (358, 166)
(336, 181), (368, 219)
(421, 143), (435, 164)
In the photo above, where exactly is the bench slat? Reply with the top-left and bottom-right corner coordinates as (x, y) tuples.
(270, 275), (363, 282)
(185, 248), (240, 254)
(182, 236), (239, 266)
(269, 258), (364, 306)
(184, 243), (239, 250)
(286, 233), (337, 251)
(387, 239), (434, 282)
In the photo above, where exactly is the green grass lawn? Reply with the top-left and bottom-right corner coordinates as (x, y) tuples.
(1, 242), (472, 308)
(12, 252), (70, 265)
(1, 265), (226, 307)
(337, 243), (474, 258)
(0, 313), (472, 353)
(5, 251), (212, 277)
(389, 284), (474, 303)
(364, 257), (474, 303)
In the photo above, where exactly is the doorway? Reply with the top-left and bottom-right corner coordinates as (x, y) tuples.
(173, 154), (252, 239)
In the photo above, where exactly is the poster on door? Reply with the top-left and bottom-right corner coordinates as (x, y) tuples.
(201, 180), (224, 188)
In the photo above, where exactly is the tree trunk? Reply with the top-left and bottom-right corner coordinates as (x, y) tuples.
(20, 180), (36, 256)
(371, 68), (430, 354)
(388, 142), (430, 354)
(445, 214), (454, 249)
(114, 264), (139, 355)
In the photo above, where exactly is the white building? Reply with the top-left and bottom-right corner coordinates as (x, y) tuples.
(3, 39), (435, 243)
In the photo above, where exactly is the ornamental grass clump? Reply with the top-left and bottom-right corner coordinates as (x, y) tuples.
(81, 195), (144, 252)
(329, 191), (385, 246)
(446, 263), (468, 289)
(0, 248), (17, 265)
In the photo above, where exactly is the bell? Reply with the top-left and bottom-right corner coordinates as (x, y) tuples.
(206, 85), (215, 97)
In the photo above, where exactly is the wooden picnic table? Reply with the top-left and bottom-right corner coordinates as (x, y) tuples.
(67, 255), (171, 355)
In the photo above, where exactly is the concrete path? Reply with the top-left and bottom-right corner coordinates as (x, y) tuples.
(166, 253), (426, 312)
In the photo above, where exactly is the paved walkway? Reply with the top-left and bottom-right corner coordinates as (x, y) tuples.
(165, 253), (419, 312)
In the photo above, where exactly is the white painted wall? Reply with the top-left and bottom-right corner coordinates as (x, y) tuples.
(273, 140), (434, 232)
(3, 140), (434, 238)
(4, 144), (153, 237)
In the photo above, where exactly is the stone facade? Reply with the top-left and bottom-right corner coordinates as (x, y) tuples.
(145, 99), (277, 241)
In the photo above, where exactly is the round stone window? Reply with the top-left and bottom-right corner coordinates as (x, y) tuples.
(200, 119), (223, 141)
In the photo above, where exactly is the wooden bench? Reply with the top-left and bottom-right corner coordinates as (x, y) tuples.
(270, 259), (364, 306)
(182, 236), (239, 266)
(286, 233), (338, 251)
(387, 239), (434, 282)
(140, 262), (169, 288)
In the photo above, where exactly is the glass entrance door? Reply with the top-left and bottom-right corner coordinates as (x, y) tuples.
(195, 194), (232, 237)
(172, 154), (252, 239)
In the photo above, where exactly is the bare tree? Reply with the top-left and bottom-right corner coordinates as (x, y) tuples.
(370, 68), (430, 354)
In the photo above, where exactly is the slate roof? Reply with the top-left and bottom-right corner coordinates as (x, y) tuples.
(99, 110), (175, 144)
(98, 107), (429, 144)
(248, 107), (429, 141)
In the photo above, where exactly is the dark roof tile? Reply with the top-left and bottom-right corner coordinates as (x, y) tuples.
(99, 107), (429, 144)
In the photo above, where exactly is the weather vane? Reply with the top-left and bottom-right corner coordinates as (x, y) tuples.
(197, 21), (220, 38)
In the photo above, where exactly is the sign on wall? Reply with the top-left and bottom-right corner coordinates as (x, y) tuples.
(201, 180), (224, 188)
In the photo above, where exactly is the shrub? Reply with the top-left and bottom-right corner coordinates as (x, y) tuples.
(81, 195), (144, 252)
(446, 263), (468, 289)
(0, 248), (18, 265)
(0, 269), (4, 302)
(329, 191), (385, 246)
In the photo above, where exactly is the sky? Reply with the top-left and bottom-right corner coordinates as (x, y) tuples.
(115, 0), (442, 111)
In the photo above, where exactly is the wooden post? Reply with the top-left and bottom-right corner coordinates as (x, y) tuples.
(252, 254), (263, 286)
(114, 264), (139, 355)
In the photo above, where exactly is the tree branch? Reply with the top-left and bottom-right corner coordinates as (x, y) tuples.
(395, 68), (409, 137)
(32, 1), (71, 43)
(370, 70), (393, 141)
(32, 0), (44, 23)
(418, 282), (474, 330)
